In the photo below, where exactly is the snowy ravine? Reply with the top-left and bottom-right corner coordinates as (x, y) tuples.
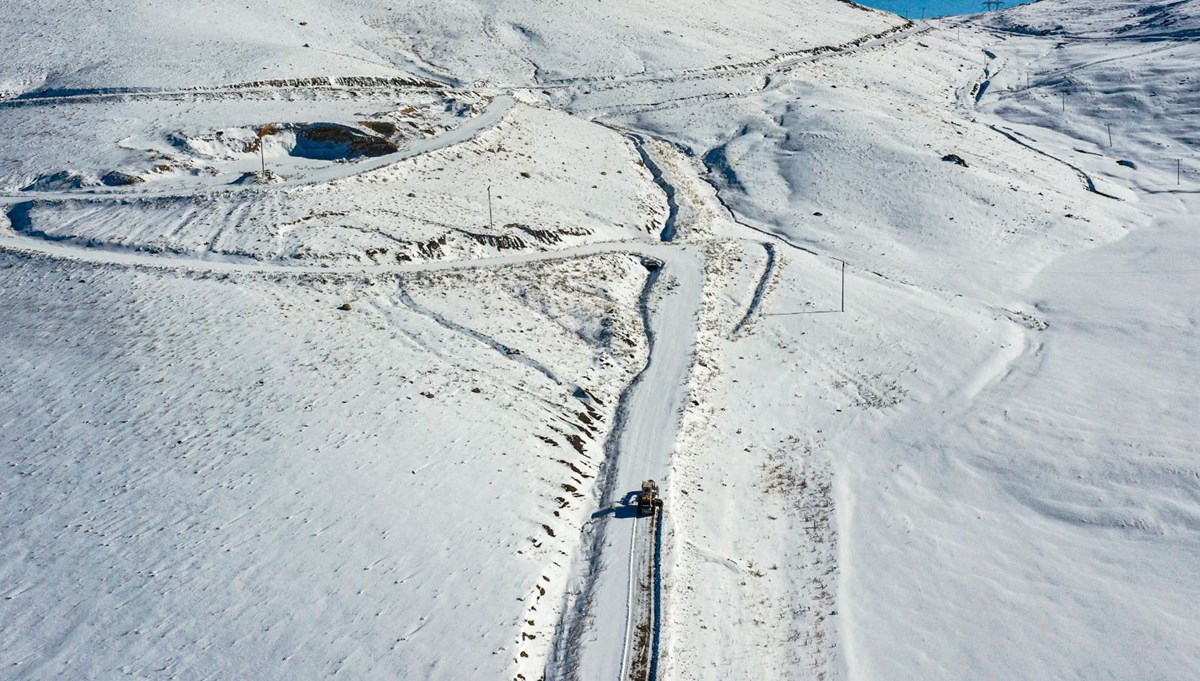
(2, 0), (1198, 680)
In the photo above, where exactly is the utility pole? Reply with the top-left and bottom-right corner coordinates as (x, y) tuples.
(260, 140), (266, 176)
(840, 259), (846, 313)
(1107, 123), (1112, 147)
(1061, 92), (1066, 113)
(487, 185), (494, 229)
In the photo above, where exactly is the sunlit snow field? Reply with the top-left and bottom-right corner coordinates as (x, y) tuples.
(1, 0), (1197, 679)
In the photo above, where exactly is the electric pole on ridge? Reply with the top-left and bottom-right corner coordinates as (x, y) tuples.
(840, 259), (846, 313)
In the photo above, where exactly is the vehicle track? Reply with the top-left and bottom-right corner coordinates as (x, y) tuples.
(0, 226), (679, 279)
(546, 21), (919, 91)
(571, 23), (930, 118)
(730, 242), (779, 339)
(648, 506), (664, 681)
(987, 124), (1122, 200)
(396, 278), (568, 385)
(0, 75), (444, 109)
(0, 95), (514, 205)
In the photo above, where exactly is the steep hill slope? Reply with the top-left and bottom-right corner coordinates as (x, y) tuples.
(2, 0), (1197, 679)
(1, 0), (901, 93)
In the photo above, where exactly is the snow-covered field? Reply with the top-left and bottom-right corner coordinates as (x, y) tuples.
(2, 0), (1197, 679)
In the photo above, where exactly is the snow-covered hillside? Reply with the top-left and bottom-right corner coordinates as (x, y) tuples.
(0, 0), (901, 93)
(2, 0), (1197, 680)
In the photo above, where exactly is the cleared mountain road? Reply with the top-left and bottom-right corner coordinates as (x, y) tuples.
(549, 248), (702, 681)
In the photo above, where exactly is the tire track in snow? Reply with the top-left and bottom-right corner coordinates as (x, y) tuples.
(0, 224), (676, 279)
(617, 514), (641, 680)
(0, 75), (445, 110)
(0, 94), (515, 204)
(648, 507), (664, 681)
(572, 24), (929, 118)
(987, 124), (1122, 200)
(730, 242), (778, 339)
(548, 22), (920, 91)
(698, 153), (826, 259)
(395, 278), (567, 386)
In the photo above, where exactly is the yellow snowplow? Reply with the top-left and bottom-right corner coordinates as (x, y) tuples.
(638, 480), (663, 517)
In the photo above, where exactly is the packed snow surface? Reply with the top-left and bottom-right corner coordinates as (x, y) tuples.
(2, 0), (1197, 680)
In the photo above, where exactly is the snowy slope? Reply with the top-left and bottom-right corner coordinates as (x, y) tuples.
(985, 0), (1200, 39)
(607, 3), (1199, 680)
(0, 249), (654, 678)
(2, 0), (1198, 679)
(4, 98), (669, 264)
(0, 0), (902, 93)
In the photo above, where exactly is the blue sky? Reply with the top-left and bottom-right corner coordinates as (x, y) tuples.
(856, 0), (1036, 18)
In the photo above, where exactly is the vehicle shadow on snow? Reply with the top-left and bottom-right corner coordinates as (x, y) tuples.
(590, 491), (643, 520)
